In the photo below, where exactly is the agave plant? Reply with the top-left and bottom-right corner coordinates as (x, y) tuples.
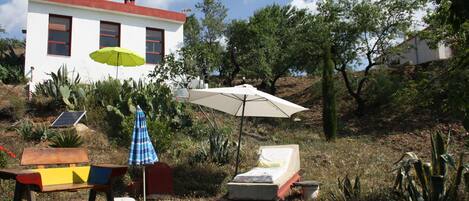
(188, 128), (234, 166)
(208, 130), (232, 165)
(16, 120), (56, 142)
(15, 119), (34, 140)
(393, 131), (469, 201)
(49, 129), (83, 148)
(330, 175), (361, 201)
(35, 65), (86, 110)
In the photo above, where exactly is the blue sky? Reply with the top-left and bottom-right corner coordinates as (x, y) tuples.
(0, 0), (316, 39)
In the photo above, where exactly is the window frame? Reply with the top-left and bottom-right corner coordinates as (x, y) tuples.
(47, 14), (72, 56)
(145, 27), (165, 64)
(100, 21), (121, 49)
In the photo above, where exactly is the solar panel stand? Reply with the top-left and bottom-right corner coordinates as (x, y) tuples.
(50, 111), (87, 128)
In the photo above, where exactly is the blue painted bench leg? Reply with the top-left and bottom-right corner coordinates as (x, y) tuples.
(105, 188), (114, 201)
(88, 189), (97, 201)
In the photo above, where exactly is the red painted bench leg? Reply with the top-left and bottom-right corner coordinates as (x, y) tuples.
(13, 182), (24, 201)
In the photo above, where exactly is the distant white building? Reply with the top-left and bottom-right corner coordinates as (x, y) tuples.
(382, 34), (452, 66)
(25, 0), (186, 87)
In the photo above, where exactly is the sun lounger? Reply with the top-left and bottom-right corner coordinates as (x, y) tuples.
(227, 144), (301, 200)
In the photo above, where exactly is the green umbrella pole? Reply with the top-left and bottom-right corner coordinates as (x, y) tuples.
(234, 95), (247, 176)
(116, 53), (120, 79)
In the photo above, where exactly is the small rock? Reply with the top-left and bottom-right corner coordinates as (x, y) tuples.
(75, 123), (90, 133)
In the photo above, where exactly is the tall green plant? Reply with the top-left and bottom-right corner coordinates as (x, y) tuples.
(322, 45), (337, 141)
(35, 65), (86, 110)
(189, 127), (234, 166)
(330, 175), (362, 201)
(89, 78), (185, 148)
(49, 129), (83, 148)
(393, 132), (469, 201)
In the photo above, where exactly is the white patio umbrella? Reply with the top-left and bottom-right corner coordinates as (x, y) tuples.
(188, 84), (308, 175)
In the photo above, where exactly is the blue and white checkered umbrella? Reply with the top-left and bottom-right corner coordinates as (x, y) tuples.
(128, 106), (158, 201)
(128, 106), (158, 165)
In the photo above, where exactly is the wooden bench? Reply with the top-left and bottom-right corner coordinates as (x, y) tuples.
(0, 148), (127, 201)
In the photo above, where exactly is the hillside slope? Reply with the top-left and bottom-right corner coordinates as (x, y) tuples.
(0, 75), (467, 200)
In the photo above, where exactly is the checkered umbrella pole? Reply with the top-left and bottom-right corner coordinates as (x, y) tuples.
(128, 106), (158, 201)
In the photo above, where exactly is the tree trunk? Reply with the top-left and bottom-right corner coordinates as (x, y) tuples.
(225, 47), (241, 86)
(322, 45), (337, 141)
(338, 65), (366, 116)
(355, 96), (365, 116)
(269, 77), (280, 95)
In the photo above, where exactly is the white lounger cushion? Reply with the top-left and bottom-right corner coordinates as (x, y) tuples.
(232, 167), (283, 183)
(232, 148), (293, 183)
(228, 145), (301, 200)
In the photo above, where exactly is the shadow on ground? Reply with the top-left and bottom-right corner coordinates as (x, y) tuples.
(173, 163), (229, 198)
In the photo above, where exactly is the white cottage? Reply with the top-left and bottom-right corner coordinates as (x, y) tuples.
(382, 34), (452, 66)
(24, 0), (185, 87)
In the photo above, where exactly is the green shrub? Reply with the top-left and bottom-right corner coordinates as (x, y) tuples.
(31, 124), (57, 141)
(0, 146), (16, 168)
(115, 116), (173, 153)
(147, 120), (172, 153)
(189, 148), (209, 166)
(0, 84), (27, 120)
(0, 152), (7, 168)
(15, 119), (34, 140)
(86, 78), (186, 149)
(88, 78), (122, 107)
(16, 120), (57, 142)
(365, 70), (403, 108)
(393, 132), (469, 201)
(49, 128), (83, 148)
(29, 95), (55, 112)
(190, 127), (234, 166)
(0, 65), (27, 84)
(183, 121), (211, 140)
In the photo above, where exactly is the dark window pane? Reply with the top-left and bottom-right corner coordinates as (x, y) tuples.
(49, 17), (70, 31)
(48, 30), (70, 42)
(100, 37), (119, 48)
(147, 29), (162, 41)
(100, 22), (120, 48)
(146, 42), (162, 53)
(146, 28), (164, 64)
(48, 43), (70, 56)
(48, 15), (71, 56)
(100, 23), (119, 36)
(146, 53), (162, 64)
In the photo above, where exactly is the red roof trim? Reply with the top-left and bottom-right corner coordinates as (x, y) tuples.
(43, 0), (186, 23)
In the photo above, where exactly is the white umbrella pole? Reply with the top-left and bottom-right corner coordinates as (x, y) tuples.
(143, 165), (146, 201)
(234, 95), (247, 176)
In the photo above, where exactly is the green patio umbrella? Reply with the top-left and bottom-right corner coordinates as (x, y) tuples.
(90, 47), (145, 79)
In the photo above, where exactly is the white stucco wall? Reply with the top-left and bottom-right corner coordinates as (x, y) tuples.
(25, 0), (184, 87)
(388, 36), (451, 65)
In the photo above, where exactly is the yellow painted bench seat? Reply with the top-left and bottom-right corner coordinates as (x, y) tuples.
(0, 148), (127, 201)
(32, 166), (91, 186)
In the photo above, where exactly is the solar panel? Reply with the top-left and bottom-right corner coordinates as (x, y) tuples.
(50, 111), (86, 128)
